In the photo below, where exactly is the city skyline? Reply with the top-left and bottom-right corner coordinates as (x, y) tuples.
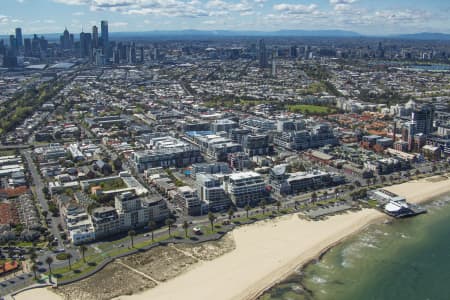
(1, 0), (449, 36)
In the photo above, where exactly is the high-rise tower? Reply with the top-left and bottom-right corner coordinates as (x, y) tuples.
(101, 20), (109, 57)
(92, 25), (99, 49)
(258, 39), (268, 68)
(15, 28), (23, 48)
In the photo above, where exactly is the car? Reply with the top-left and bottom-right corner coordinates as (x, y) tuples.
(144, 233), (150, 237)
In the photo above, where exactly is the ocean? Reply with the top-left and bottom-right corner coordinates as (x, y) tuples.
(260, 194), (450, 300)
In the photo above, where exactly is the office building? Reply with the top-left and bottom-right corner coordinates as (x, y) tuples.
(101, 20), (109, 57)
(270, 165), (344, 195)
(258, 39), (268, 68)
(413, 105), (434, 135)
(274, 124), (338, 150)
(191, 162), (231, 178)
(241, 134), (271, 157)
(15, 28), (23, 49)
(196, 174), (230, 212)
(92, 25), (99, 49)
(80, 31), (92, 58)
(223, 171), (267, 207)
(91, 206), (120, 239)
(141, 194), (170, 222)
(24, 38), (31, 56)
(131, 146), (203, 172)
(115, 191), (150, 229)
(61, 27), (71, 50)
(174, 186), (201, 216)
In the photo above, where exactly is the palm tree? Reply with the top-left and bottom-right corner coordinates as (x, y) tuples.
(260, 199), (267, 215)
(245, 204), (251, 219)
(276, 200), (282, 213)
(311, 192), (318, 203)
(148, 220), (157, 241)
(45, 256), (53, 280)
(182, 221), (189, 238)
(208, 212), (216, 232)
(31, 263), (38, 280)
(227, 208), (234, 221)
(79, 245), (88, 263)
(66, 253), (73, 270)
(29, 250), (37, 263)
(128, 230), (136, 248)
(165, 218), (175, 237)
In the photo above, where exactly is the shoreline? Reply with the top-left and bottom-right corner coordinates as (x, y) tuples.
(250, 175), (450, 300)
(244, 212), (387, 300)
(13, 175), (450, 300)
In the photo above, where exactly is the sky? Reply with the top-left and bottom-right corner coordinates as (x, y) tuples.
(0, 0), (449, 36)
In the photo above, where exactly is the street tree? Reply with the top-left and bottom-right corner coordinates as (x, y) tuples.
(79, 245), (88, 263)
(66, 253), (73, 270)
(182, 221), (189, 238)
(31, 263), (38, 280)
(128, 230), (136, 248)
(260, 199), (267, 215)
(227, 208), (234, 221)
(245, 204), (251, 219)
(165, 218), (175, 237)
(148, 220), (157, 241)
(45, 256), (53, 280)
(208, 212), (216, 232)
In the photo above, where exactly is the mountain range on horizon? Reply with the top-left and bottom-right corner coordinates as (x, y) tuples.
(1, 30), (450, 41)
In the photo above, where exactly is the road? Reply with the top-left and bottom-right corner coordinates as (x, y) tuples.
(22, 150), (63, 249)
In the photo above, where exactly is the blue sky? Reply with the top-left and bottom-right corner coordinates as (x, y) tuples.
(1, 0), (449, 35)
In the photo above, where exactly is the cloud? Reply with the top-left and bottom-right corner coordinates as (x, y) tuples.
(329, 0), (357, 4)
(0, 15), (10, 25)
(53, 0), (88, 5)
(273, 3), (318, 14)
(206, 0), (252, 13)
(42, 0), (448, 34)
(110, 21), (129, 27)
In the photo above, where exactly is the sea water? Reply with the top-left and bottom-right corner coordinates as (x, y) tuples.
(261, 194), (450, 300)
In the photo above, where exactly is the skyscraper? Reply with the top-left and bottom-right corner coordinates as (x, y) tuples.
(61, 27), (71, 50)
(413, 105), (434, 135)
(92, 25), (99, 49)
(24, 38), (32, 56)
(9, 35), (16, 54)
(258, 39), (268, 68)
(101, 20), (109, 57)
(15, 28), (23, 48)
(80, 31), (92, 58)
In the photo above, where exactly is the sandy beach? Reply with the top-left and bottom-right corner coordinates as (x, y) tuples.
(13, 175), (450, 300)
(384, 176), (450, 204)
(14, 287), (62, 300)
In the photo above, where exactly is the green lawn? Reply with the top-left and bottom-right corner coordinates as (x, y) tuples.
(286, 104), (336, 115)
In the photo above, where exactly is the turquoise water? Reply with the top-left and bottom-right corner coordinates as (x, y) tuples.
(261, 195), (450, 300)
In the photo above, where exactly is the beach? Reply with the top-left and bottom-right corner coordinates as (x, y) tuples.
(13, 175), (450, 300)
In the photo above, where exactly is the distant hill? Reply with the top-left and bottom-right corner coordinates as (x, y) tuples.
(1, 30), (449, 41)
(392, 32), (450, 41)
(110, 29), (361, 38)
